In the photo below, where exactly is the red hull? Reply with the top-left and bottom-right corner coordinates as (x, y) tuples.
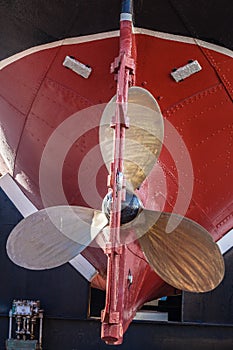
(0, 30), (233, 340)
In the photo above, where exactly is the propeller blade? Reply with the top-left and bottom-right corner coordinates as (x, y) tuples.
(100, 86), (164, 189)
(7, 206), (108, 270)
(124, 209), (224, 292)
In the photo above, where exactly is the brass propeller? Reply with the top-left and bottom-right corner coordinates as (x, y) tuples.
(6, 206), (108, 270)
(124, 208), (224, 292)
(99, 192), (225, 293)
(6, 86), (225, 294)
(99, 86), (164, 190)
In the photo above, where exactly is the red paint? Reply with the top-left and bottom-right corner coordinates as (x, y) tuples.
(0, 32), (232, 343)
(101, 19), (135, 344)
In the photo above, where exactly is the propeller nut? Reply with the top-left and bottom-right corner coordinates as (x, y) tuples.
(102, 190), (141, 225)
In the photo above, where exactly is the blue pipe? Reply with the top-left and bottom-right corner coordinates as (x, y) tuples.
(121, 0), (133, 14)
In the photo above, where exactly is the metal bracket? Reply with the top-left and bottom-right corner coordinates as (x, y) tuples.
(171, 60), (202, 82)
(63, 56), (92, 78)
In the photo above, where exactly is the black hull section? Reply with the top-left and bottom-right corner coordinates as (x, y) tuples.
(1, 314), (233, 349)
(0, 187), (90, 348)
(0, 186), (232, 349)
(1, 0), (233, 60)
(183, 247), (233, 325)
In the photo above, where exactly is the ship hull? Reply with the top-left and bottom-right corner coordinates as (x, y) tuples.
(0, 0), (233, 346)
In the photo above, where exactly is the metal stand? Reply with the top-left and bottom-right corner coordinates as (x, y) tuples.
(6, 300), (43, 350)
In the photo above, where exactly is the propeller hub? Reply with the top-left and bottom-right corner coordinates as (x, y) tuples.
(102, 190), (141, 225)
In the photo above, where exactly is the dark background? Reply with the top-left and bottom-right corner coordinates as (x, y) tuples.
(1, 0), (233, 60)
